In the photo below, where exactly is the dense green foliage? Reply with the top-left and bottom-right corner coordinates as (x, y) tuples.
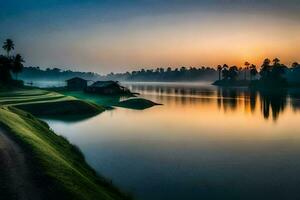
(0, 39), (24, 84)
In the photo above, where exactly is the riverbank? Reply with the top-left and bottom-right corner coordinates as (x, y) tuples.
(0, 88), (130, 200)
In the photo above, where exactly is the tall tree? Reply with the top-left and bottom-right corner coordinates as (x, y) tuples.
(244, 61), (250, 80)
(292, 62), (299, 69)
(228, 66), (238, 80)
(273, 58), (280, 65)
(272, 58), (285, 80)
(260, 58), (271, 80)
(217, 65), (222, 80)
(222, 64), (229, 80)
(249, 64), (258, 80)
(12, 54), (25, 80)
(2, 39), (14, 57)
(0, 55), (13, 83)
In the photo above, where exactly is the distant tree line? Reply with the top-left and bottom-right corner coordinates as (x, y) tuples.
(0, 39), (24, 85)
(102, 67), (218, 82)
(19, 67), (101, 82)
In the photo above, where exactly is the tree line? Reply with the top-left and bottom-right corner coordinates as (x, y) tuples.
(216, 58), (299, 86)
(20, 66), (101, 81)
(103, 67), (218, 82)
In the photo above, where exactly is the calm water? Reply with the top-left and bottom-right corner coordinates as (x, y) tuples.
(45, 82), (300, 200)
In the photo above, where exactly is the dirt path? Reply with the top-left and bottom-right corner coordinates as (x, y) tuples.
(0, 128), (41, 200)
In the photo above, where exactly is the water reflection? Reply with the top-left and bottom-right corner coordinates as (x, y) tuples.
(46, 82), (300, 200)
(125, 82), (300, 121)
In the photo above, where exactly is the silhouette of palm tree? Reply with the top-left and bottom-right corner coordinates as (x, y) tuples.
(249, 64), (257, 80)
(292, 62), (299, 69)
(273, 58), (280, 65)
(222, 64), (229, 80)
(244, 61), (250, 80)
(217, 65), (222, 80)
(228, 66), (238, 80)
(2, 39), (14, 57)
(260, 58), (271, 79)
(12, 54), (25, 80)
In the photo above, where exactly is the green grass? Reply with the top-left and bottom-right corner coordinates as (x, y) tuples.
(0, 107), (129, 200)
(57, 90), (160, 110)
(0, 89), (105, 116)
(58, 90), (124, 107)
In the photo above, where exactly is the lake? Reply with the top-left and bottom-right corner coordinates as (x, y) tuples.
(45, 82), (300, 200)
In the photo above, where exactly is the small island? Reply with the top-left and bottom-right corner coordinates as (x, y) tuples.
(212, 59), (300, 89)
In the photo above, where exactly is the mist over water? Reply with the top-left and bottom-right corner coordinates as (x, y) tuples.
(45, 82), (300, 200)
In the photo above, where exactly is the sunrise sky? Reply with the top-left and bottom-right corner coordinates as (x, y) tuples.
(1, 0), (300, 74)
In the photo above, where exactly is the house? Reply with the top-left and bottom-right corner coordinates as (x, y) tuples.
(85, 81), (130, 95)
(66, 77), (87, 90)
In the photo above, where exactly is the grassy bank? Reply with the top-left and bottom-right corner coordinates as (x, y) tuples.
(0, 88), (130, 200)
(0, 107), (129, 199)
(0, 88), (105, 116)
(55, 90), (160, 110)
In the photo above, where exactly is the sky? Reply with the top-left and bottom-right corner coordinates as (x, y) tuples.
(1, 0), (300, 74)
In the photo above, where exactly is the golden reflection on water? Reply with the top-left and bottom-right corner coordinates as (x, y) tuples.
(119, 83), (300, 140)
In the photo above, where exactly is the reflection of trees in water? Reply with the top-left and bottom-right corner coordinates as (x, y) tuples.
(217, 88), (246, 112)
(129, 84), (215, 96)
(288, 89), (300, 112)
(249, 91), (257, 113)
(216, 88), (291, 121)
(219, 88), (238, 111)
(129, 84), (217, 106)
(242, 90), (258, 113)
(128, 83), (300, 121)
(259, 90), (287, 121)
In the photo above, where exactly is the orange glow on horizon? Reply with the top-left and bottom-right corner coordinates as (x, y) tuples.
(11, 10), (300, 73)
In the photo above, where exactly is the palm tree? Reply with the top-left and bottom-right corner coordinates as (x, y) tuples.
(238, 67), (243, 79)
(222, 64), (229, 69)
(228, 66), (238, 80)
(263, 58), (271, 66)
(0, 55), (13, 83)
(222, 64), (229, 80)
(249, 64), (258, 80)
(217, 65), (222, 80)
(292, 62), (299, 69)
(260, 58), (271, 79)
(273, 58), (280, 65)
(244, 61), (250, 80)
(12, 54), (24, 80)
(2, 39), (14, 57)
